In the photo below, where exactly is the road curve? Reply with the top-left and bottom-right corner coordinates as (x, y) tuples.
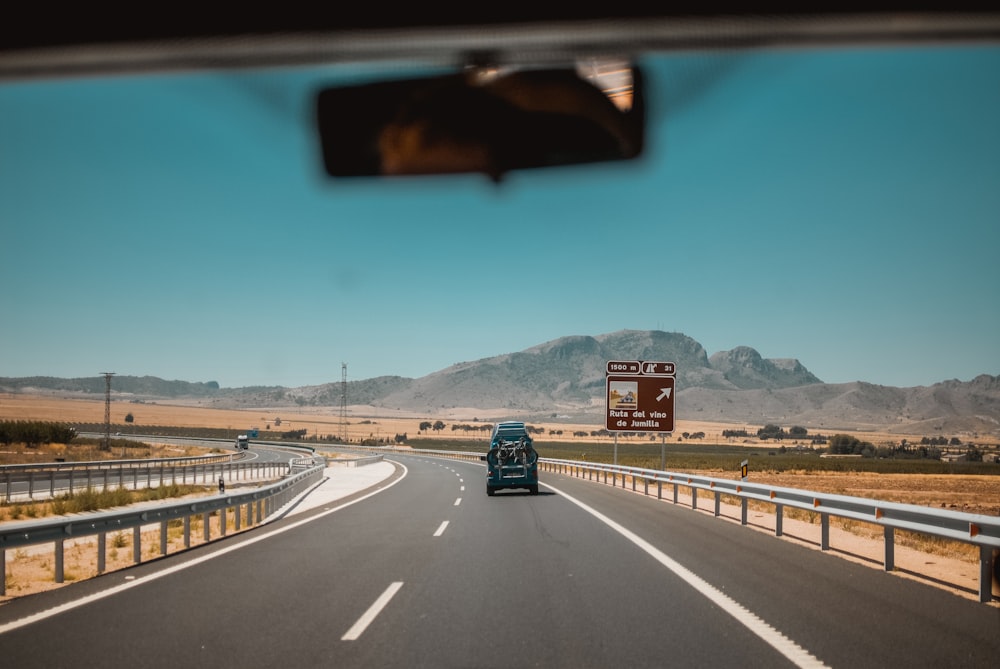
(1, 454), (997, 668)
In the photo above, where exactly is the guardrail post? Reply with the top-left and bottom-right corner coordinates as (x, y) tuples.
(220, 507), (227, 537)
(692, 487), (698, 510)
(29, 470), (35, 499)
(133, 526), (141, 564)
(98, 533), (106, 574)
(103, 469), (109, 493)
(50, 470), (56, 497)
(775, 504), (783, 536)
(4, 471), (10, 502)
(821, 513), (830, 550)
(66, 469), (72, 495)
(87, 468), (92, 491)
(657, 481), (662, 500)
(235, 504), (242, 531)
(203, 512), (211, 541)
(160, 521), (168, 555)
(741, 497), (748, 525)
(1, 548), (6, 595)
(55, 538), (64, 583)
(673, 483), (678, 504)
(184, 516), (191, 548)
(883, 526), (895, 571)
(632, 475), (636, 492)
(714, 491), (721, 517)
(644, 478), (648, 496)
(978, 546), (994, 603)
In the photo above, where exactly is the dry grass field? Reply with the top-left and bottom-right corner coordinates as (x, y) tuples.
(7, 392), (995, 448)
(3, 393), (998, 603)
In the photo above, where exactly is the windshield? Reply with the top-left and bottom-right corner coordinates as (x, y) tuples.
(1, 23), (999, 668)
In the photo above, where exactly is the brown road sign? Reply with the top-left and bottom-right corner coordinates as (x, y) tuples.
(606, 374), (675, 432)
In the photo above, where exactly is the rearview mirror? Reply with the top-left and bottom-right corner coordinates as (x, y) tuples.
(315, 63), (644, 181)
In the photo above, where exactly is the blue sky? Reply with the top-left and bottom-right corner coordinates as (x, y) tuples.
(2, 44), (998, 389)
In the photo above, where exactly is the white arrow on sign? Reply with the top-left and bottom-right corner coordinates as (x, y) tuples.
(656, 388), (672, 401)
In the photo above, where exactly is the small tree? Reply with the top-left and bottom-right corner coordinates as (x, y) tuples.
(124, 413), (134, 424)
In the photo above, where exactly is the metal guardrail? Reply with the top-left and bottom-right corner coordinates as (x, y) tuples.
(343, 445), (483, 462)
(0, 437), (326, 501)
(325, 454), (384, 468)
(538, 458), (1000, 603)
(0, 452), (235, 478)
(1, 457), (289, 502)
(0, 463), (325, 596)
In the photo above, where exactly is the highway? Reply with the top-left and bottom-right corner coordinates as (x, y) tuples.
(1, 453), (997, 667)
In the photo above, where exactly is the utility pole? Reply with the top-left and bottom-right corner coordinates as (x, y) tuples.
(101, 372), (115, 451)
(340, 362), (348, 443)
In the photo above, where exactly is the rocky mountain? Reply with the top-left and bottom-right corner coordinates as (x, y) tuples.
(4, 330), (998, 436)
(371, 330), (783, 411)
(708, 346), (822, 389)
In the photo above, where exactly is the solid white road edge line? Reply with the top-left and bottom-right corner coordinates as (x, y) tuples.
(0, 462), (409, 636)
(341, 581), (405, 641)
(542, 480), (830, 669)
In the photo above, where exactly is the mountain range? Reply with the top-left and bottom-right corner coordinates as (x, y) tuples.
(3, 330), (998, 437)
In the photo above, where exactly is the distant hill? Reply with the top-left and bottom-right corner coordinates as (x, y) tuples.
(0, 375), (225, 397)
(3, 330), (998, 436)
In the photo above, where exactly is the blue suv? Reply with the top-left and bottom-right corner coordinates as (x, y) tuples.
(484, 421), (539, 496)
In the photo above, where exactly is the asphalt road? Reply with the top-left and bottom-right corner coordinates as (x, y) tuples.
(1, 454), (997, 668)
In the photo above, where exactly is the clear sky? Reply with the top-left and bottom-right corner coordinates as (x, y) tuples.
(2, 43), (998, 389)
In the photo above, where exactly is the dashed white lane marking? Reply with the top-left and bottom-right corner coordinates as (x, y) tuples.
(433, 521), (449, 537)
(341, 581), (404, 641)
(454, 498), (462, 506)
(544, 481), (829, 669)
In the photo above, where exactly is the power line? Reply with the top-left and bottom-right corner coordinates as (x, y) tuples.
(340, 363), (348, 443)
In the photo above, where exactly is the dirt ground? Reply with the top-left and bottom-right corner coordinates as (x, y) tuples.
(2, 394), (998, 604)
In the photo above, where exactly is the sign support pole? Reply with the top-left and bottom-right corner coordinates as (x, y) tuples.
(614, 432), (618, 465)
